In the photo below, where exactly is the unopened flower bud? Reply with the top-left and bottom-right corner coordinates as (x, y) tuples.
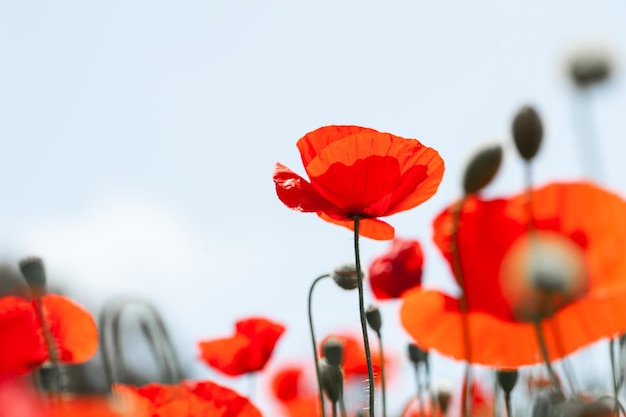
(512, 106), (543, 161)
(408, 343), (428, 365)
(19, 257), (47, 296)
(322, 337), (344, 367)
(436, 382), (452, 415)
(332, 263), (359, 290)
(570, 49), (612, 88)
(366, 305), (382, 333)
(462, 144), (503, 195)
(496, 369), (519, 394)
(319, 358), (343, 403)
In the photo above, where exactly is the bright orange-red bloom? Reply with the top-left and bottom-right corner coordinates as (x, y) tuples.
(274, 125), (444, 240)
(368, 238), (424, 299)
(114, 380), (262, 417)
(199, 317), (285, 376)
(401, 182), (626, 367)
(0, 294), (98, 375)
(269, 365), (319, 417)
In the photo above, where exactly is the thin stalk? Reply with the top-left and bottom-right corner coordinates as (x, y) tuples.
(332, 401), (338, 417)
(548, 318), (578, 393)
(353, 216), (375, 417)
(611, 339), (620, 416)
(412, 362), (422, 417)
(532, 319), (563, 396)
(451, 197), (472, 417)
(340, 396), (348, 417)
(504, 393), (513, 417)
(376, 331), (387, 417)
(33, 297), (66, 392)
(308, 273), (331, 417)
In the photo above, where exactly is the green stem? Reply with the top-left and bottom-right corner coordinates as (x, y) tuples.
(611, 339), (620, 415)
(504, 392), (513, 417)
(451, 198), (472, 417)
(354, 216), (375, 417)
(376, 331), (387, 417)
(533, 319), (563, 396)
(33, 296), (65, 392)
(340, 396), (348, 417)
(308, 273), (331, 417)
(332, 401), (338, 417)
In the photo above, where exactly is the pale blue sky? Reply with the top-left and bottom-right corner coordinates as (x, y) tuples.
(1, 1), (625, 415)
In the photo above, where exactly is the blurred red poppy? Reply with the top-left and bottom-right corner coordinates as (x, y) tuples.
(274, 125), (444, 240)
(199, 317), (285, 376)
(269, 365), (319, 417)
(114, 380), (262, 417)
(368, 238), (424, 299)
(0, 294), (98, 375)
(401, 182), (626, 366)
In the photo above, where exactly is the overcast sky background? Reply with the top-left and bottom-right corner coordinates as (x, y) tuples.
(1, 1), (626, 415)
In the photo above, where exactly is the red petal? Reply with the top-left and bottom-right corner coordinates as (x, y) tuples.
(0, 296), (46, 374)
(296, 125), (379, 167)
(198, 334), (252, 376)
(318, 213), (395, 240)
(368, 238), (424, 300)
(187, 381), (262, 417)
(273, 163), (339, 214)
(41, 294), (98, 364)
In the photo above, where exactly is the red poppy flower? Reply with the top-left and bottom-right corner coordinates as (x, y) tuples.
(368, 238), (424, 299)
(114, 380), (262, 417)
(0, 294), (98, 375)
(401, 182), (626, 367)
(273, 125), (444, 240)
(199, 317), (285, 376)
(268, 364), (319, 417)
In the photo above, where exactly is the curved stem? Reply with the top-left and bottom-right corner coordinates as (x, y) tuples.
(308, 273), (331, 417)
(533, 319), (563, 396)
(451, 197), (472, 417)
(376, 331), (387, 417)
(354, 216), (375, 417)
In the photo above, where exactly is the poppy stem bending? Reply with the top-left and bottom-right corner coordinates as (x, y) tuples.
(353, 216), (376, 417)
(375, 330), (387, 417)
(504, 392), (513, 417)
(532, 319), (563, 396)
(308, 273), (331, 417)
(451, 198), (473, 417)
(33, 296), (67, 393)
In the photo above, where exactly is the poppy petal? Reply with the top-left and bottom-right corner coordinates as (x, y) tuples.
(0, 296), (46, 374)
(296, 125), (379, 167)
(199, 334), (252, 376)
(273, 163), (339, 214)
(41, 294), (98, 364)
(368, 238), (424, 300)
(400, 287), (626, 367)
(187, 381), (262, 417)
(318, 213), (395, 240)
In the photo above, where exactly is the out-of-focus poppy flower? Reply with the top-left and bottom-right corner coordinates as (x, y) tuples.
(114, 380), (262, 417)
(401, 182), (626, 367)
(274, 125), (444, 240)
(368, 238), (424, 299)
(0, 294), (98, 375)
(199, 317), (285, 376)
(269, 365), (319, 417)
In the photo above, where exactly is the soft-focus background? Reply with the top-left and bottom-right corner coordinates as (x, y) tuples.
(1, 1), (625, 414)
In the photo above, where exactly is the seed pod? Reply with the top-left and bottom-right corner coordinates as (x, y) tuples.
(570, 49), (612, 88)
(462, 144), (503, 195)
(407, 343), (428, 365)
(19, 257), (47, 296)
(366, 305), (382, 333)
(512, 106), (543, 161)
(436, 383), (452, 415)
(496, 369), (519, 394)
(319, 359), (343, 403)
(332, 263), (359, 290)
(322, 337), (344, 367)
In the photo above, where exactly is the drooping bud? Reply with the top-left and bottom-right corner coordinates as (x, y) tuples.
(569, 48), (612, 88)
(407, 343), (428, 365)
(322, 337), (344, 367)
(436, 382), (452, 415)
(496, 369), (519, 395)
(332, 263), (359, 290)
(512, 106), (543, 161)
(19, 257), (47, 296)
(319, 358), (343, 403)
(462, 143), (503, 195)
(365, 305), (382, 333)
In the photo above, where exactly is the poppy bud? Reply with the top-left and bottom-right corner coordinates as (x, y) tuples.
(436, 382), (452, 415)
(319, 358), (343, 403)
(18, 256), (46, 296)
(332, 263), (359, 290)
(408, 343), (428, 365)
(569, 48), (612, 88)
(496, 369), (518, 394)
(365, 305), (382, 333)
(512, 106), (543, 161)
(462, 144), (503, 195)
(322, 337), (344, 367)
